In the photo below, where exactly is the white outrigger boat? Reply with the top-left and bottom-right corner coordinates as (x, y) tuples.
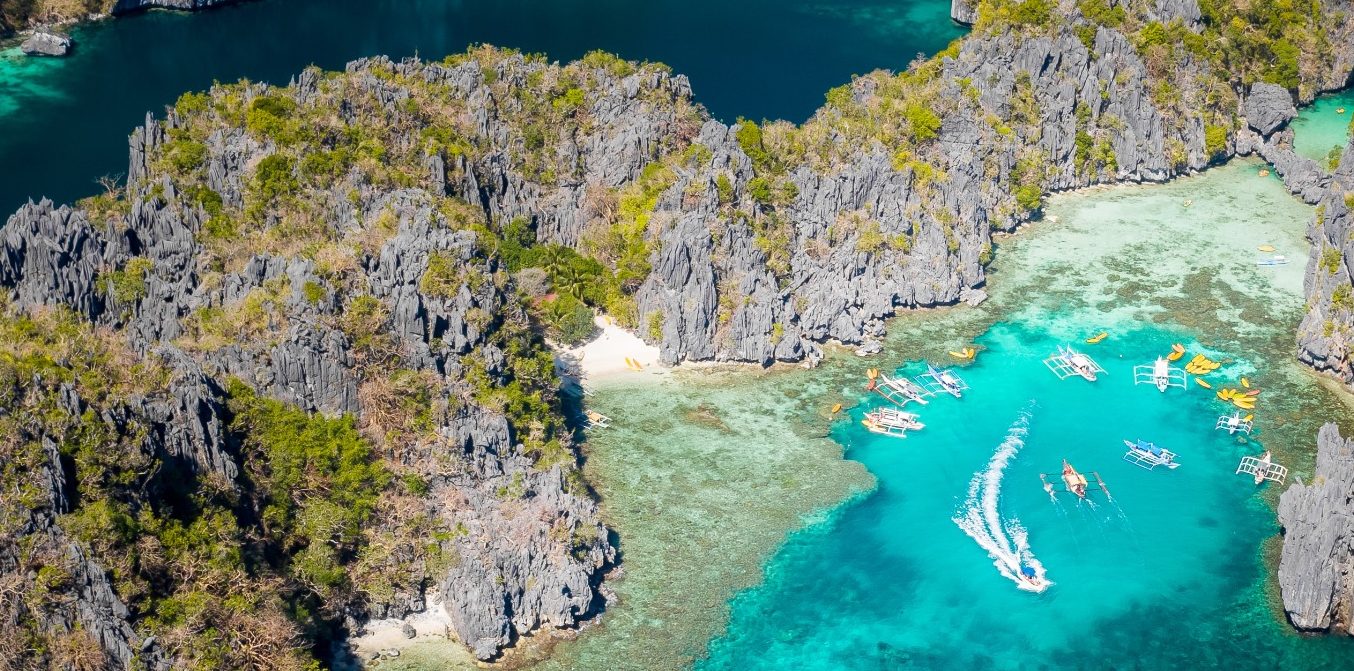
(862, 407), (925, 437)
(915, 365), (968, 398)
(1237, 451), (1287, 485)
(583, 410), (612, 429)
(1044, 346), (1105, 382)
(1122, 439), (1180, 470)
(1215, 411), (1254, 435)
(1133, 357), (1186, 392)
(865, 370), (932, 407)
(1256, 254), (1289, 267)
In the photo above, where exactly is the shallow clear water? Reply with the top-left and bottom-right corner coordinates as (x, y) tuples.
(699, 323), (1353, 670)
(1291, 88), (1354, 163)
(696, 160), (1354, 669)
(0, 0), (963, 214)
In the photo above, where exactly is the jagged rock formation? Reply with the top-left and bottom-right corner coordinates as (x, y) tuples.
(111, 0), (241, 12)
(3, 0), (1354, 666)
(951, 0), (976, 26)
(1297, 135), (1354, 383)
(19, 29), (70, 56)
(1278, 423), (1354, 632)
(0, 65), (617, 663)
(1244, 82), (1298, 136)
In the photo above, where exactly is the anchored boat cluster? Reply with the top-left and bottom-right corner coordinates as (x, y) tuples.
(860, 364), (968, 438)
(858, 335), (1288, 503)
(1040, 338), (1286, 488)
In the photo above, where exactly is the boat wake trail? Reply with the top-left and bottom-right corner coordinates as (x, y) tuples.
(953, 410), (1050, 593)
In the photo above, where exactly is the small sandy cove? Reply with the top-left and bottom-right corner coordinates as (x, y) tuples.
(555, 314), (665, 385)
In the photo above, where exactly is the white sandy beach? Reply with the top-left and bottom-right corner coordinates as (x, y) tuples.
(346, 593), (473, 665)
(555, 315), (666, 384)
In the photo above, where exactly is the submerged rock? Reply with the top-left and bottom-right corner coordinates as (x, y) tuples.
(20, 31), (71, 57)
(1277, 423), (1354, 633)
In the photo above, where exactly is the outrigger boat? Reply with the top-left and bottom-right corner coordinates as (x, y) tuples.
(1122, 439), (1180, 470)
(1256, 254), (1289, 267)
(865, 369), (932, 407)
(862, 407), (925, 437)
(1044, 346), (1105, 382)
(583, 410), (612, 429)
(1236, 451), (1287, 485)
(915, 365), (969, 398)
(1041, 460), (1111, 500)
(1133, 357), (1186, 392)
(1215, 411), (1254, 435)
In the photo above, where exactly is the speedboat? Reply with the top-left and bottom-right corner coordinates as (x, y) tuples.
(1017, 565), (1050, 593)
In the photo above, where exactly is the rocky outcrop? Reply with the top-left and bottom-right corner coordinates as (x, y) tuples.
(0, 115), (616, 663)
(1238, 128), (1332, 204)
(20, 30), (71, 56)
(1244, 82), (1298, 137)
(110, 0), (246, 15)
(1278, 423), (1354, 632)
(950, 0), (976, 25)
(1297, 137), (1354, 384)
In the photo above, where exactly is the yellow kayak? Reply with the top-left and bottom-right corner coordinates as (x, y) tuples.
(1085, 332), (1108, 344)
(1233, 397), (1256, 410)
(1243, 414), (1254, 422)
(1216, 389), (1230, 401)
(867, 368), (879, 380)
(1258, 244), (1275, 252)
(1167, 350), (1184, 361)
(1241, 377), (1250, 388)
(831, 403), (843, 414)
(1195, 378), (1212, 389)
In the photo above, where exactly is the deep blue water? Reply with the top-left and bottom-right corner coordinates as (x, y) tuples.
(0, 0), (964, 214)
(698, 321), (1354, 670)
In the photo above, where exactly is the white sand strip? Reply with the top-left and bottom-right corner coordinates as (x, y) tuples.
(556, 314), (665, 384)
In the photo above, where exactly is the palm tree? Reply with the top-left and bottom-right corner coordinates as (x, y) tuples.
(555, 265), (588, 300)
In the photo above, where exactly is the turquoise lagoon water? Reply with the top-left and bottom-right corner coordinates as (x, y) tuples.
(0, 0), (963, 214)
(695, 161), (1354, 670)
(700, 324), (1351, 670)
(1291, 88), (1354, 162)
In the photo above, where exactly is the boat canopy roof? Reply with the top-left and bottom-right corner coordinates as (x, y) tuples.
(1135, 440), (1162, 456)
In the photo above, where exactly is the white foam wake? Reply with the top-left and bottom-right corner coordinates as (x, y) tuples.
(953, 411), (1051, 592)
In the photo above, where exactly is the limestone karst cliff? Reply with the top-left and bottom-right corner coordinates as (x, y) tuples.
(4, 0), (1354, 667)
(1297, 136), (1354, 385)
(1278, 424), (1354, 633)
